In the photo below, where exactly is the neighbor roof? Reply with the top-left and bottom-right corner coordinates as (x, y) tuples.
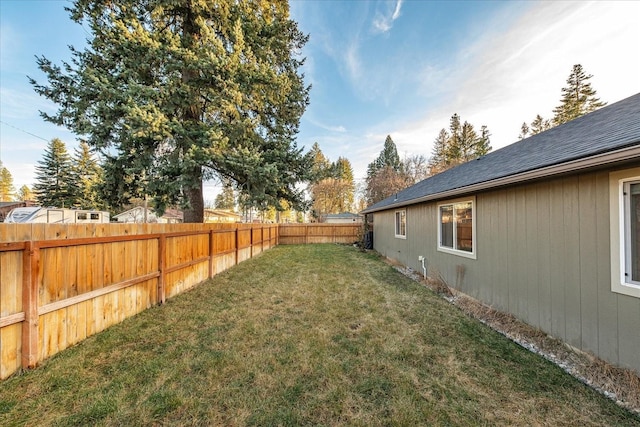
(363, 92), (640, 214)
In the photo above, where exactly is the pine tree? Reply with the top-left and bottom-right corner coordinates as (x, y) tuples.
(214, 181), (236, 211)
(72, 141), (104, 209)
(518, 122), (530, 140)
(366, 135), (403, 180)
(475, 125), (492, 157)
(332, 157), (355, 212)
(31, 0), (310, 222)
(427, 115), (491, 175)
(309, 142), (331, 183)
(429, 129), (450, 174)
(365, 135), (411, 205)
(18, 185), (35, 201)
(552, 64), (607, 126)
(530, 114), (552, 135)
(0, 164), (16, 202)
(33, 138), (74, 207)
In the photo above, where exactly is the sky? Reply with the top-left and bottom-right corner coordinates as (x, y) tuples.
(1, 0), (639, 204)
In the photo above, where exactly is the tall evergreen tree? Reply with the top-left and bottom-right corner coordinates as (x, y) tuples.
(31, 0), (310, 222)
(429, 129), (450, 175)
(518, 122), (530, 140)
(365, 135), (410, 205)
(72, 141), (104, 209)
(33, 138), (74, 207)
(428, 115), (491, 175)
(332, 157), (355, 212)
(214, 180), (236, 211)
(18, 185), (35, 202)
(309, 142), (331, 183)
(0, 163), (16, 202)
(552, 64), (606, 126)
(530, 114), (552, 135)
(368, 135), (402, 176)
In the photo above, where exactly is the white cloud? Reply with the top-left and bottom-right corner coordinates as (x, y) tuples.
(391, 1), (640, 161)
(372, 0), (403, 34)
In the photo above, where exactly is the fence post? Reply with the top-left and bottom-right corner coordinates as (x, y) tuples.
(235, 226), (239, 266)
(250, 225), (254, 258)
(22, 241), (39, 369)
(158, 235), (166, 304)
(208, 229), (214, 279)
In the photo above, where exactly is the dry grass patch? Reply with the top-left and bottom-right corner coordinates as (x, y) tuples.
(0, 244), (638, 426)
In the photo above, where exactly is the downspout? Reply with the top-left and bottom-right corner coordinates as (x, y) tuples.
(418, 256), (427, 280)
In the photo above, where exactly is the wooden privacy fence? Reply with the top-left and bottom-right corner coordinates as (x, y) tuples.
(278, 223), (362, 245)
(0, 223), (277, 380)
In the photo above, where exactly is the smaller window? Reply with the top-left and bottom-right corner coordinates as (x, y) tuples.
(90, 213), (100, 220)
(395, 210), (406, 238)
(438, 199), (476, 259)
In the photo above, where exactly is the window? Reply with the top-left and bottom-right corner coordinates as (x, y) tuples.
(624, 181), (640, 285)
(438, 198), (475, 259)
(395, 210), (406, 238)
(76, 213), (88, 220)
(610, 168), (640, 298)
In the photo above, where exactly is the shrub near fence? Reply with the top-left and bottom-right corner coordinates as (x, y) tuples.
(0, 223), (278, 380)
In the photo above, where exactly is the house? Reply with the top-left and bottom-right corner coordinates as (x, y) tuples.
(114, 206), (183, 223)
(324, 212), (363, 224)
(362, 93), (640, 374)
(204, 209), (242, 223)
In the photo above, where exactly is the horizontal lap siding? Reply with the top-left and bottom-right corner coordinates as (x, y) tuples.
(373, 168), (640, 373)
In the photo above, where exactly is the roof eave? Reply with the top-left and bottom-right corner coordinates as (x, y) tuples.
(362, 143), (640, 214)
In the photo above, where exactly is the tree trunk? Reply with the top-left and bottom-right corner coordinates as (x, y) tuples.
(180, 5), (204, 224)
(183, 167), (204, 223)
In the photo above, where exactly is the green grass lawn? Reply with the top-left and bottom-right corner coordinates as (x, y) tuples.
(0, 244), (638, 426)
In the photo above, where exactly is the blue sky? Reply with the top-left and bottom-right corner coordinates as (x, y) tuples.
(1, 0), (639, 203)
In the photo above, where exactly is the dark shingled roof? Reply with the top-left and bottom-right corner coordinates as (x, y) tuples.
(363, 92), (640, 213)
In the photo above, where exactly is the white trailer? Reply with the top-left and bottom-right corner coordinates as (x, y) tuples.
(4, 207), (110, 224)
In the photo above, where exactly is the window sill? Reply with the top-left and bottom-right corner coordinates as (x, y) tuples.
(612, 281), (640, 298)
(437, 246), (476, 260)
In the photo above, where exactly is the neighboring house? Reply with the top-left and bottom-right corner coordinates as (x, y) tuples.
(204, 209), (242, 223)
(362, 93), (640, 374)
(114, 206), (183, 223)
(324, 212), (363, 224)
(0, 201), (37, 222)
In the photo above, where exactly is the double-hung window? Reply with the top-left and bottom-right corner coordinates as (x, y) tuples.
(395, 210), (406, 239)
(610, 169), (640, 297)
(438, 198), (476, 259)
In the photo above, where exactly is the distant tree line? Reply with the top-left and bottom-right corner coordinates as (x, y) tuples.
(518, 64), (606, 139)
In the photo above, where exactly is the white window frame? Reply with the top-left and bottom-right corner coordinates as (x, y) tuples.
(610, 168), (640, 298)
(437, 197), (476, 259)
(394, 210), (407, 239)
